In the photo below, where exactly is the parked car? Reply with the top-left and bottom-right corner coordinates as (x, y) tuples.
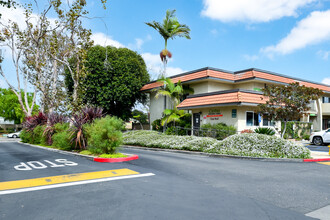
(310, 129), (330, 145)
(7, 131), (21, 138)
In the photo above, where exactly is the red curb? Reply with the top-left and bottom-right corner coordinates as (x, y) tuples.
(303, 158), (330, 162)
(94, 154), (139, 163)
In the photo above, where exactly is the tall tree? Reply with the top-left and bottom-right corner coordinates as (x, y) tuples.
(0, 88), (39, 123)
(258, 82), (323, 138)
(66, 45), (150, 120)
(145, 9), (190, 77)
(51, 0), (94, 111)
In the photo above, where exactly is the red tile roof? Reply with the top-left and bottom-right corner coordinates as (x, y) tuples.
(177, 91), (268, 109)
(141, 68), (330, 92)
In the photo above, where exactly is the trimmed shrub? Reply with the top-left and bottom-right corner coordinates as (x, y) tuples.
(20, 129), (33, 143)
(152, 119), (163, 132)
(123, 130), (217, 151)
(123, 131), (310, 159)
(302, 134), (310, 141)
(206, 133), (310, 159)
(201, 123), (236, 140)
(85, 116), (124, 154)
(254, 127), (275, 136)
(31, 125), (46, 144)
(51, 123), (74, 150)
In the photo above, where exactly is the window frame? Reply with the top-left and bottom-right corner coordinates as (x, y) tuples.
(246, 111), (259, 126)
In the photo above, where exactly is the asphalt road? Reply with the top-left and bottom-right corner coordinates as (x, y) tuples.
(1, 142), (330, 220)
(307, 144), (330, 152)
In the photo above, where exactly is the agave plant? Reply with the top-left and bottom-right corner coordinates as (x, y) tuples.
(254, 127), (275, 136)
(43, 113), (68, 145)
(23, 112), (48, 132)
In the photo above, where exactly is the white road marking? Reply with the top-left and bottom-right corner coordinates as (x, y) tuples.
(306, 205), (330, 220)
(14, 159), (78, 171)
(0, 173), (155, 195)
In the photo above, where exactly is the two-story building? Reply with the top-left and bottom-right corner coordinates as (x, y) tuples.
(141, 67), (330, 132)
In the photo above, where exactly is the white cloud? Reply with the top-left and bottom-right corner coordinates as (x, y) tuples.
(128, 35), (152, 50)
(317, 50), (330, 60)
(141, 52), (185, 80)
(0, 5), (27, 28)
(261, 10), (330, 56)
(166, 67), (186, 76)
(91, 32), (125, 48)
(201, 0), (316, 23)
(322, 77), (330, 85)
(243, 54), (259, 61)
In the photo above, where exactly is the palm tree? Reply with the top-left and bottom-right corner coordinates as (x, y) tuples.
(145, 9), (191, 77)
(153, 77), (194, 132)
(153, 77), (193, 109)
(161, 108), (189, 128)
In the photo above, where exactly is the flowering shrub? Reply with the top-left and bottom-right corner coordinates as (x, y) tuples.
(206, 133), (310, 159)
(123, 130), (217, 151)
(123, 131), (310, 159)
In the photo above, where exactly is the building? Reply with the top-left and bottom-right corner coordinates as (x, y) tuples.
(141, 67), (330, 132)
(0, 117), (14, 125)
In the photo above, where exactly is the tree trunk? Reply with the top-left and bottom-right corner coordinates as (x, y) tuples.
(281, 121), (287, 138)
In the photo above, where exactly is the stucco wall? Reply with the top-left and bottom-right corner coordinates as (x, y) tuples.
(191, 106), (281, 132)
(208, 81), (233, 92)
(149, 92), (165, 126)
(190, 82), (209, 94)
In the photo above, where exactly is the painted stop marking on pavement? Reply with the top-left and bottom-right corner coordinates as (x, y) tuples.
(14, 159), (78, 171)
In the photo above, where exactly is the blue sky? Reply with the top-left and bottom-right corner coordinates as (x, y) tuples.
(1, 0), (330, 89)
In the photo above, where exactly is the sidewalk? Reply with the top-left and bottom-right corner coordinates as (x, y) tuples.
(310, 151), (330, 160)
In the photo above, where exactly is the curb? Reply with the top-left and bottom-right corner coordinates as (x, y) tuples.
(18, 142), (139, 163)
(94, 155), (139, 163)
(303, 158), (330, 162)
(122, 145), (305, 163)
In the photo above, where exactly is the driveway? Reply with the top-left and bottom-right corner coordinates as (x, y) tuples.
(2, 141), (330, 219)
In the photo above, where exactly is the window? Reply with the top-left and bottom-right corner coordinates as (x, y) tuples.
(232, 109), (237, 118)
(262, 115), (275, 127)
(246, 112), (259, 126)
(322, 97), (330, 103)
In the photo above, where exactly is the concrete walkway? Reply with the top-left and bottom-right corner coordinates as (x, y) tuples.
(310, 150), (330, 159)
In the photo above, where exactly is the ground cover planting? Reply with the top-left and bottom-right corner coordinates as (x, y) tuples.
(123, 130), (310, 159)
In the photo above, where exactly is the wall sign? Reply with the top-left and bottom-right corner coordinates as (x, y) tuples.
(207, 109), (222, 118)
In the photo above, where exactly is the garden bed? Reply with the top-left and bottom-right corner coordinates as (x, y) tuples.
(123, 130), (311, 159)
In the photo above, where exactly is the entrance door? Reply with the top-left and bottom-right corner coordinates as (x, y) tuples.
(193, 113), (200, 136)
(193, 113), (200, 129)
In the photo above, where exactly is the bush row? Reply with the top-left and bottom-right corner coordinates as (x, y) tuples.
(123, 130), (310, 159)
(21, 108), (125, 155)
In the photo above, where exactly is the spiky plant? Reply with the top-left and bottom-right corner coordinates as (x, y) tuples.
(69, 106), (104, 150)
(81, 106), (104, 123)
(254, 127), (276, 136)
(23, 112), (48, 132)
(43, 113), (68, 145)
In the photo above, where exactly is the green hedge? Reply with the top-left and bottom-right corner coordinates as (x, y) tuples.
(85, 116), (124, 154)
(201, 123), (237, 140)
(20, 116), (124, 155)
